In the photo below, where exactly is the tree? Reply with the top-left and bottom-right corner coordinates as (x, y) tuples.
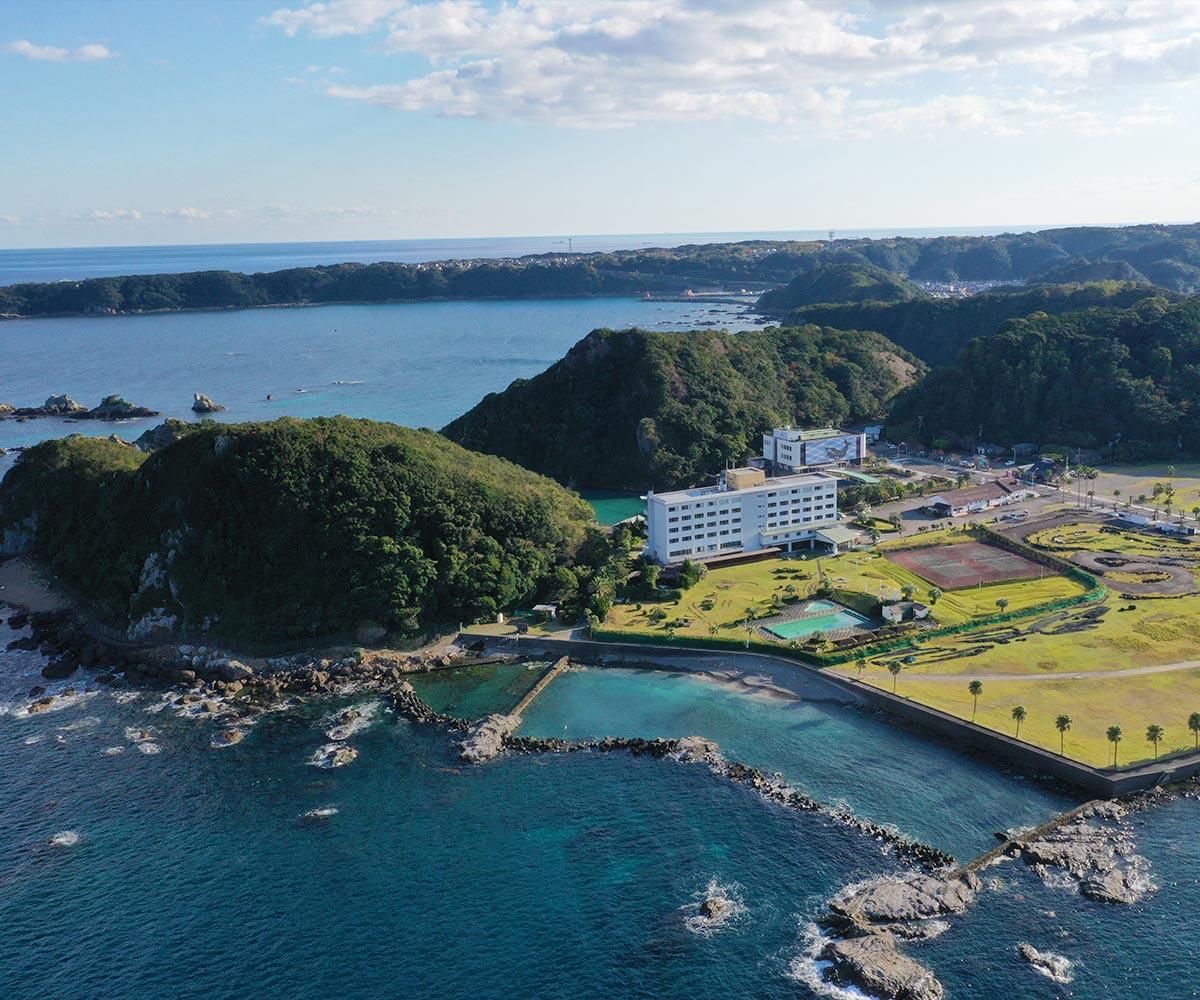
(1055, 714), (1072, 755)
(929, 586), (943, 605)
(968, 679), (983, 721)
(708, 624), (719, 637)
(1146, 723), (1165, 759)
(584, 611), (600, 637)
(901, 583), (917, 601)
(887, 661), (902, 692)
(642, 562), (661, 590)
(855, 654), (867, 679)
(868, 527), (881, 545)
(995, 597), (1010, 613)
(1190, 712), (1200, 748)
(1107, 725), (1123, 766)
(888, 512), (902, 530)
(1012, 705), (1026, 737)
(678, 559), (704, 591)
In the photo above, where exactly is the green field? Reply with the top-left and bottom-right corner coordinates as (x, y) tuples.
(860, 668), (1200, 769)
(1027, 522), (1198, 559)
(604, 541), (1086, 641)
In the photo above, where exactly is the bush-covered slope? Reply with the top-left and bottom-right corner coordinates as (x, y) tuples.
(785, 282), (1177, 366)
(0, 418), (594, 641)
(756, 263), (922, 313)
(887, 296), (1200, 458)
(442, 326), (923, 490)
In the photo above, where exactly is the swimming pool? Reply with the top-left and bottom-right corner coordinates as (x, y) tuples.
(765, 608), (872, 640)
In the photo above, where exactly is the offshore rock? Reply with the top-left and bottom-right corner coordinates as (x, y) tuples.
(14, 394), (87, 417)
(821, 934), (944, 1000)
(1017, 943), (1074, 984)
(830, 872), (979, 928)
(1021, 817), (1150, 904)
(0, 402), (13, 416)
(458, 713), (522, 763)
(75, 395), (160, 420)
(192, 392), (227, 413)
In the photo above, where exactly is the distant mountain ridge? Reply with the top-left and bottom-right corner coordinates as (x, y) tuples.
(3, 222), (1200, 318)
(756, 263), (922, 313)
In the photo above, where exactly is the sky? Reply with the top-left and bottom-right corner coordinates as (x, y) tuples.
(1, 0), (1199, 248)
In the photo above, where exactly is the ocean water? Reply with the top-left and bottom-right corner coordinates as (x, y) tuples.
(0, 227), (1037, 286)
(3, 617), (1199, 999)
(0, 296), (759, 462)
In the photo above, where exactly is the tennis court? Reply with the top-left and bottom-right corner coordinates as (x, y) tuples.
(888, 541), (1049, 590)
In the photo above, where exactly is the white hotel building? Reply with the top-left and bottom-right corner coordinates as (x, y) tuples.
(645, 466), (858, 565)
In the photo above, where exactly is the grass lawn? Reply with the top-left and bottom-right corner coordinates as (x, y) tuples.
(1090, 463), (1200, 515)
(604, 544), (1088, 640)
(859, 668), (1200, 769)
(1027, 522), (1199, 560)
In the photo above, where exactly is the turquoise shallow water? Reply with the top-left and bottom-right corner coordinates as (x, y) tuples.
(3, 617), (1200, 998)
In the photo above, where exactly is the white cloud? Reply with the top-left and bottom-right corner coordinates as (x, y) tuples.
(6, 39), (114, 62)
(262, 0), (1200, 136)
(158, 208), (212, 221)
(89, 209), (142, 223)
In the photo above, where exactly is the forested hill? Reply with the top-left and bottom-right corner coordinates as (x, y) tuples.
(756, 263), (921, 313)
(886, 296), (1200, 459)
(785, 282), (1178, 366)
(3, 222), (1200, 318)
(0, 418), (595, 642)
(441, 326), (923, 491)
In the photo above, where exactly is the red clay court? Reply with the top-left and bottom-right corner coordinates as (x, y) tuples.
(887, 541), (1049, 589)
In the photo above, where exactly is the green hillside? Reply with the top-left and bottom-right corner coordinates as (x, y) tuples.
(442, 326), (923, 490)
(0, 418), (595, 642)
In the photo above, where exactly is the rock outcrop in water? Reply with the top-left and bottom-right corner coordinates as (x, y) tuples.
(1019, 806), (1151, 903)
(816, 870), (979, 1000)
(458, 713), (522, 763)
(1017, 943), (1074, 984)
(192, 393), (226, 413)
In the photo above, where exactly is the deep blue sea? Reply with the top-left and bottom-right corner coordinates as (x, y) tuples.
(3, 621), (1198, 999)
(0, 227), (1036, 286)
(0, 296), (758, 469)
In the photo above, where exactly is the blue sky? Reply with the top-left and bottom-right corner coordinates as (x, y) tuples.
(2, 0), (1199, 248)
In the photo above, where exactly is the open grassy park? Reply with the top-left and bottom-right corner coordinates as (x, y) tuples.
(604, 534), (1088, 641)
(827, 517), (1200, 769)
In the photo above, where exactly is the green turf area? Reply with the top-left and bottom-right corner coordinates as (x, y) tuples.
(1090, 464), (1200, 518)
(1027, 522), (1199, 559)
(603, 544), (1086, 641)
(857, 668), (1200, 769)
(828, 518), (1200, 769)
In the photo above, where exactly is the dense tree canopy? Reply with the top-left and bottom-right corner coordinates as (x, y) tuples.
(0, 418), (595, 642)
(756, 263), (922, 313)
(786, 282), (1177, 366)
(442, 325), (923, 490)
(887, 297), (1200, 457)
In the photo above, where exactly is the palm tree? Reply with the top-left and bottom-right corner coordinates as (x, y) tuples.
(1107, 725), (1123, 766)
(708, 624), (719, 638)
(1113, 488), (1121, 507)
(1146, 724), (1165, 759)
(1012, 705), (1027, 738)
(995, 597), (1010, 613)
(1189, 712), (1200, 748)
(855, 655), (867, 679)
(967, 680), (983, 721)
(887, 661), (902, 693)
(1055, 714), (1072, 755)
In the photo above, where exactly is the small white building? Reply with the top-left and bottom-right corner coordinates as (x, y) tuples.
(645, 466), (855, 565)
(761, 426), (867, 473)
(881, 601), (930, 624)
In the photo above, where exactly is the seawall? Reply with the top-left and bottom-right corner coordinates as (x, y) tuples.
(461, 632), (1200, 798)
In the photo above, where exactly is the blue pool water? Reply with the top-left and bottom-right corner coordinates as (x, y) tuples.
(765, 609), (872, 640)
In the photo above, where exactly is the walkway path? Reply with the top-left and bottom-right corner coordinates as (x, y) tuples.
(881, 658), (1200, 684)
